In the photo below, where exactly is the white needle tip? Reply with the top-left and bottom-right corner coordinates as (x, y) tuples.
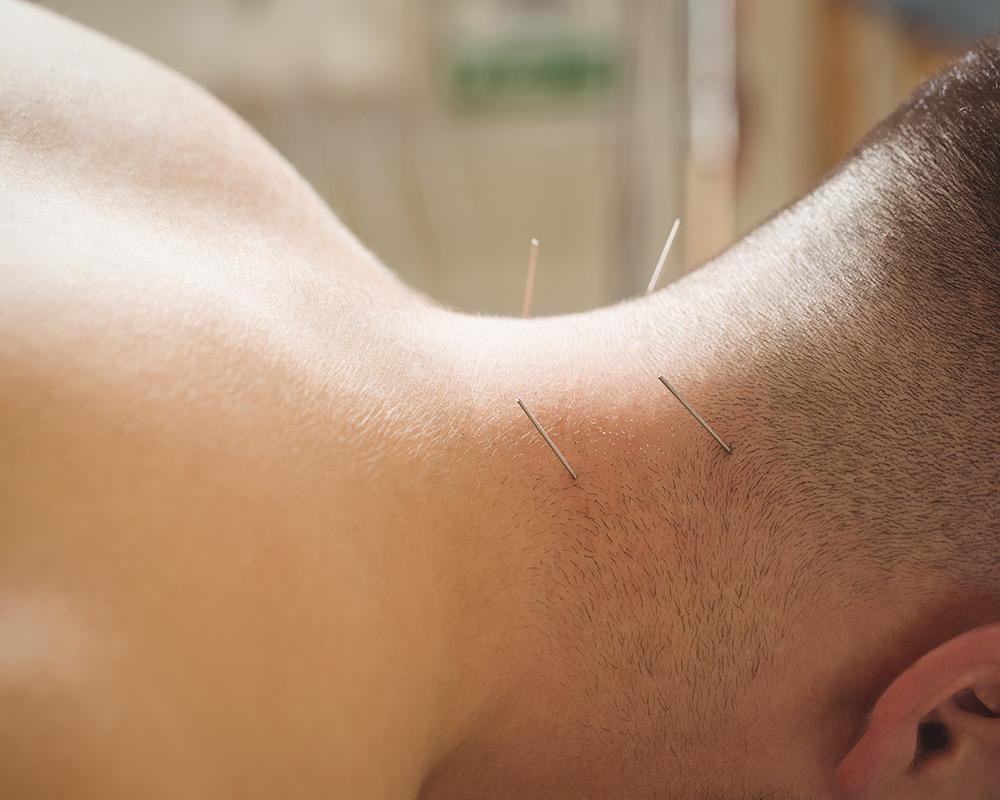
(522, 238), (540, 318)
(646, 218), (681, 295)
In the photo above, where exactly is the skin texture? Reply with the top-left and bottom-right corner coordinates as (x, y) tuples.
(0, 2), (997, 798)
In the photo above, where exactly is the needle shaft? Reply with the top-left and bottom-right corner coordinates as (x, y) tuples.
(516, 398), (578, 479)
(658, 376), (732, 454)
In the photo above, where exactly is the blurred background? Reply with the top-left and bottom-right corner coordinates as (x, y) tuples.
(35, 0), (1000, 315)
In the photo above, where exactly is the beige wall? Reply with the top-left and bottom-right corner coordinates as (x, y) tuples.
(38, 0), (957, 315)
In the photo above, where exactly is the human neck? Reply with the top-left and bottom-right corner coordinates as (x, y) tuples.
(386, 202), (894, 798)
(389, 282), (763, 798)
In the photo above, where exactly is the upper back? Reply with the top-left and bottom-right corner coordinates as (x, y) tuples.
(0, 3), (439, 797)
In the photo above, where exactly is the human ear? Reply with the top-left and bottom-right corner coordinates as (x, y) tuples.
(835, 622), (1000, 799)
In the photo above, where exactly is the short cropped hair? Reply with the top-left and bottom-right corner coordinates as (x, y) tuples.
(512, 38), (998, 800)
(751, 36), (999, 597)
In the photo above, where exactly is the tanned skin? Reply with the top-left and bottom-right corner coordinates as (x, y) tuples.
(1, 3), (997, 799)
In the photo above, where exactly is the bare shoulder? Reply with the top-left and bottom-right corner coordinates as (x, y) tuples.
(0, 0), (410, 327)
(0, 0), (418, 476)
(0, 0), (323, 237)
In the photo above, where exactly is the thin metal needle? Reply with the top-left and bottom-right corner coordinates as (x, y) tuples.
(645, 218), (681, 295)
(516, 398), (578, 479)
(657, 376), (732, 454)
(521, 238), (540, 317)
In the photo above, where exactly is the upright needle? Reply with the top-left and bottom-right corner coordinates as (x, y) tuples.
(516, 398), (578, 479)
(521, 238), (540, 317)
(645, 218), (681, 295)
(657, 376), (732, 454)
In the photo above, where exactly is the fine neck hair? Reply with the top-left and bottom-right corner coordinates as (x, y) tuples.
(408, 39), (999, 800)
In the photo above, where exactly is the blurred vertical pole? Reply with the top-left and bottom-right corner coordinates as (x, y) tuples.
(735, 0), (823, 237)
(611, 0), (642, 299)
(685, 0), (738, 270)
(610, 0), (687, 299)
(410, 0), (488, 303)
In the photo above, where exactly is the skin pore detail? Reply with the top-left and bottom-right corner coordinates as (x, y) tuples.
(2, 2), (998, 799)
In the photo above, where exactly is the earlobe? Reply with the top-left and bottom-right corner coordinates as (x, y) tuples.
(835, 622), (1000, 800)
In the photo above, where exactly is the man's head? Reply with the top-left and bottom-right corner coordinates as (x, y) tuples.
(425, 37), (999, 800)
(714, 36), (1000, 797)
(1, 2), (992, 795)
